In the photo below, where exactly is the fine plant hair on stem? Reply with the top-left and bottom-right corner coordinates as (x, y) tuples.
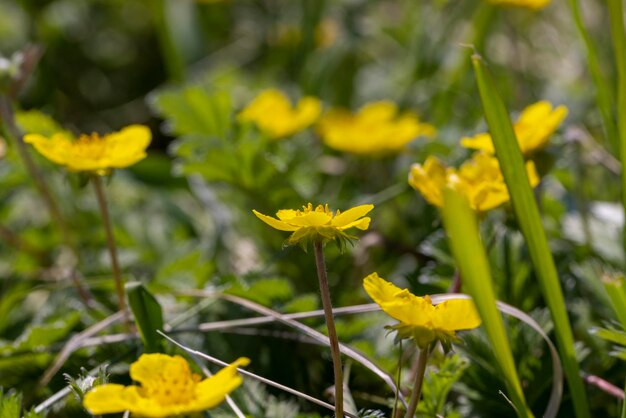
(92, 176), (127, 317)
(158, 331), (360, 418)
(313, 240), (344, 418)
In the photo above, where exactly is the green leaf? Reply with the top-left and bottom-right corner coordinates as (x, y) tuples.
(471, 54), (590, 418)
(151, 85), (232, 138)
(227, 278), (294, 307)
(603, 273), (626, 330)
(0, 312), (81, 354)
(441, 187), (533, 418)
(14, 110), (72, 138)
(592, 327), (626, 346)
(126, 282), (164, 353)
(0, 388), (21, 418)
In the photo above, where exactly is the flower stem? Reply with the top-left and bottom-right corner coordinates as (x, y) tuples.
(313, 240), (344, 418)
(404, 348), (429, 418)
(391, 340), (403, 418)
(0, 96), (93, 307)
(92, 176), (127, 316)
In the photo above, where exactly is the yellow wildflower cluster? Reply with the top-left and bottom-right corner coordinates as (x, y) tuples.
(253, 203), (373, 246)
(487, 0), (551, 10)
(363, 273), (481, 347)
(317, 101), (436, 155)
(83, 354), (249, 417)
(24, 125), (151, 175)
(238, 89), (322, 139)
(409, 152), (539, 212)
(461, 101), (567, 155)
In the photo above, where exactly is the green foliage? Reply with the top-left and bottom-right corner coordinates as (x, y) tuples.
(126, 281), (164, 353)
(417, 354), (468, 417)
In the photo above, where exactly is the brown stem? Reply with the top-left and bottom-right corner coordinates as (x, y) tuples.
(313, 240), (344, 418)
(404, 348), (429, 418)
(92, 176), (126, 317)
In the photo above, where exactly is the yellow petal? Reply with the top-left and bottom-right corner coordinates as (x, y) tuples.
(130, 353), (187, 385)
(276, 209), (299, 220)
(338, 217), (371, 231)
(282, 210), (332, 227)
(363, 273), (431, 326)
(83, 384), (139, 415)
(331, 204), (374, 227)
(194, 358), (249, 409)
(105, 125), (152, 168)
(23, 133), (73, 165)
(432, 299), (481, 331)
(460, 132), (495, 154)
(253, 210), (299, 231)
(408, 157), (447, 207)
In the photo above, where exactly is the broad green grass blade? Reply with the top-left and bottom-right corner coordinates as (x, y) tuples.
(567, 0), (618, 152)
(471, 54), (591, 418)
(603, 274), (626, 330)
(608, 0), (626, 260)
(441, 188), (534, 418)
(126, 281), (165, 353)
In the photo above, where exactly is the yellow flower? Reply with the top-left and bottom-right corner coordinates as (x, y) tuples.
(253, 203), (373, 246)
(461, 101), (567, 155)
(23, 125), (151, 175)
(238, 89), (322, 139)
(408, 152), (539, 212)
(486, 0), (550, 9)
(316, 101), (436, 155)
(363, 273), (481, 347)
(83, 354), (249, 418)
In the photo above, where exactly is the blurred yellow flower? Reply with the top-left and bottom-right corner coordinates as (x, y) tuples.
(238, 89), (322, 139)
(317, 101), (436, 155)
(363, 273), (480, 347)
(461, 101), (567, 155)
(253, 203), (373, 246)
(487, 0), (550, 9)
(408, 152), (539, 212)
(24, 125), (151, 175)
(83, 354), (249, 418)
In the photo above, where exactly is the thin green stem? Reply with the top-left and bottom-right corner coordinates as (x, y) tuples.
(313, 240), (344, 418)
(567, 0), (618, 152)
(622, 378), (626, 418)
(92, 176), (127, 317)
(608, 0), (626, 262)
(403, 348), (428, 418)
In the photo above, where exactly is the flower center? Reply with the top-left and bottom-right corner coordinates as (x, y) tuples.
(139, 368), (201, 406)
(297, 203), (334, 217)
(73, 133), (108, 160)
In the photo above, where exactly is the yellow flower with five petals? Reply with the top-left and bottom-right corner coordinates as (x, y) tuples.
(363, 273), (481, 347)
(317, 101), (436, 155)
(461, 101), (567, 155)
(408, 152), (539, 212)
(24, 125), (151, 175)
(253, 203), (373, 246)
(83, 354), (249, 418)
(238, 89), (322, 139)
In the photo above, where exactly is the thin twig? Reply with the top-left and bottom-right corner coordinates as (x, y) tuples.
(39, 311), (126, 387)
(158, 331), (360, 418)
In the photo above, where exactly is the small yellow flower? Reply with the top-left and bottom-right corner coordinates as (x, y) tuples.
(253, 203), (373, 246)
(23, 125), (151, 175)
(83, 354), (249, 418)
(408, 152), (539, 212)
(461, 101), (567, 155)
(486, 0), (550, 9)
(238, 89), (322, 139)
(363, 273), (481, 347)
(317, 101), (436, 155)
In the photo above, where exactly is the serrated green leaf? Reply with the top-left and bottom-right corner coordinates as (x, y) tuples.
(0, 388), (21, 418)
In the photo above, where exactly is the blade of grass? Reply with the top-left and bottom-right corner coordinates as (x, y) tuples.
(471, 54), (591, 418)
(566, 0), (618, 152)
(608, 0), (626, 260)
(441, 187), (533, 418)
(603, 273), (626, 330)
